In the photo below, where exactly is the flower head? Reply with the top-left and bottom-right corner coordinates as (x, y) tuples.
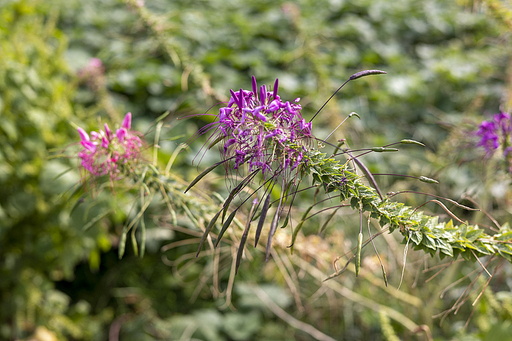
(476, 111), (512, 155)
(77, 112), (143, 179)
(78, 58), (106, 92)
(208, 76), (312, 179)
(476, 120), (499, 154)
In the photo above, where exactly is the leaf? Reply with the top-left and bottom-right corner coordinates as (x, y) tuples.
(496, 231), (512, 241)
(423, 234), (437, 250)
(437, 240), (454, 257)
(223, 312), (261, 340)
(312, 173), (321, 185)
(465, 229), (484, 242)
(410, 230), (423, 245)
(496, 243), (512, 256)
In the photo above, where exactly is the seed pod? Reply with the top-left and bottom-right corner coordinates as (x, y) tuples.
(419, 176), (439, 184)
(356, 232), (363, 276)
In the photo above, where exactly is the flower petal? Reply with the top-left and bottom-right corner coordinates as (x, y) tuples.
(116, 128), (127, 142)
(77, 127), (90, 142)
(122, 112), (132, 130)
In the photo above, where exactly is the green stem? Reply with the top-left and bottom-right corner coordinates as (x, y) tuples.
(304, 150), (512, 264)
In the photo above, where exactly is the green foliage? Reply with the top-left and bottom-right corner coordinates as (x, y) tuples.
(2, 0), (512, 340)
(305, 149), (512, 268)
(0, 1), (114, 339)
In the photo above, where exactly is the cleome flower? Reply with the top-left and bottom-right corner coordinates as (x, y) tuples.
(77, 112), (143, 179)
(191, 71), (389, 272)
(78, 58), (106, 92)
(207, 76), (313, 179)
(476, 111), (511, 155)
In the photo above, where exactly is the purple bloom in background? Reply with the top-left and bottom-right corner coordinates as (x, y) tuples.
(476, 120), (499, 154)
(476, 111), (512, 171)
(77, 112), (143, 179)
(494, 111), (511, 136)
(208, 76), (313, 178)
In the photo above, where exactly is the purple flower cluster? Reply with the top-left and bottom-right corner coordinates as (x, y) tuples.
(209, 76), (312, 176)
(77, 113), (142, 178)
(476, 111), (512, 155)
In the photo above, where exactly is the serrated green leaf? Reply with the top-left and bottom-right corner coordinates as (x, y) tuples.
(423, 234), (437, 250)
(465, 229), (484, 242)
(410, 230), (423, 245)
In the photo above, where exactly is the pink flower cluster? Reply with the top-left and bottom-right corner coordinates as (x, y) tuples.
(78, 58), (104, 79)
(78, 58), (106, 91)
(77, 113), (142, 178)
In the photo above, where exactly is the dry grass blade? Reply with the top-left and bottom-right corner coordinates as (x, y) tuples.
(252, 285), (337, 341)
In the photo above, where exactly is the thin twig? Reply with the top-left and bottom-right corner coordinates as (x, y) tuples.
(253, 286), (337, 341)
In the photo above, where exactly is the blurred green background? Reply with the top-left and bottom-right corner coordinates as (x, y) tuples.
(2, 0), (512, 340)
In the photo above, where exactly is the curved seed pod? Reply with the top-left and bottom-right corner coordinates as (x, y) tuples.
(400, 139), (425, 147)
(265, 208), (281, 261)
(353, 157), (383, 201)
(371, 147), (399, 152)
(235, 200), (257, 274)
(419, 176), (439, 184)
(279, 214), (289, 229)
(255, 190), (272, 247)
(355, 232), (363, 277)
(214, 209), (237, 247)
(185, 162), (222, 193)
(349, 69), (387, 80)
(222, 169), (259, 222)
(290, 204), (314, 253)
(196, 210), (222, 257)
(208, 135), (225, 149)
